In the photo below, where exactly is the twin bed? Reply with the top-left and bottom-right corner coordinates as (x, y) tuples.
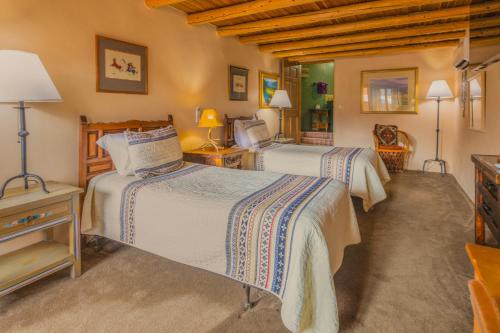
(79, 115), (387, 332)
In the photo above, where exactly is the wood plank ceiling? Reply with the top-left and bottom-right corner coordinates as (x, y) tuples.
(146, 0), (500, 63)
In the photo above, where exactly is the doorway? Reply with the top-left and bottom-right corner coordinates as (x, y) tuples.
(300, 62), (334, 145)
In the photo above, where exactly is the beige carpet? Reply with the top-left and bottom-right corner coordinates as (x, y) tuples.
(0, 172), (476, 332)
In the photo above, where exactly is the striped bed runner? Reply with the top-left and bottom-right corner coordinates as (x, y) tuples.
(320, 147), (362, 188)
(226, 174), (333, 297)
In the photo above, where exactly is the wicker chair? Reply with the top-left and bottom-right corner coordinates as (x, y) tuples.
(373, 129), (411, 172)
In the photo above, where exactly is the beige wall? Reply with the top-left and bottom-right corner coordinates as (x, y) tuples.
(0, 0), (279, 188)
(451, 60), (500, 199)
(0, 0), (279, 254)
(334, 47), (459, 173)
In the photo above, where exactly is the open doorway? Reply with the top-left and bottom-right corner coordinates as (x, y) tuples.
(300, 62), (334, 145)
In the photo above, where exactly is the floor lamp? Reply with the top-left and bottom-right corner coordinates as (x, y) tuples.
(0, 50), (62, 199)
(269, 90), (291, 139)
(422, 80), (453, 175)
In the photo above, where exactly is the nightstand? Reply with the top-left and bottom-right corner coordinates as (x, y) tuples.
(272, 137), (295, 144)
(0, 182), (83, 297)
(183, 147), (247, 169)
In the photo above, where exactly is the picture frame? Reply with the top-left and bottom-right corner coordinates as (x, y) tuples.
(96, 35), (148, 94)
(360, 67), (418, 114)
(228, 65), (249, 101)
(259, 71), (280, 109)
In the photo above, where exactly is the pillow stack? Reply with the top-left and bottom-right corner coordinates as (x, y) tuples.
(97, 126), (184, 178)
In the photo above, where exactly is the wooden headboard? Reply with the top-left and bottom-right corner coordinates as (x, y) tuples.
(79, 115), (174, 190)
(223, 114), (254, 147)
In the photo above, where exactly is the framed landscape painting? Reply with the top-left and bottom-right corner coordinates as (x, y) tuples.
(96, 35), (148, 94)
(259, 71), (280, 109)
(228, 65), (248, 101)
(361, 68), (418, 114)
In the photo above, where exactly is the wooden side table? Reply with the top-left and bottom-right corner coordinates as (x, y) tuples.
(466, 243), (500, 333)
(0, 182), (83, 297)
(183, 147), (247, 169)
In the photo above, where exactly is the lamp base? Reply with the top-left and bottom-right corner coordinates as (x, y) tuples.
(422, 158), (447, 176)
(0, 173), (49, 199)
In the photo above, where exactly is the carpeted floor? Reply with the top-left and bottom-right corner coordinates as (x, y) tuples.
(0, 172), (476, 332)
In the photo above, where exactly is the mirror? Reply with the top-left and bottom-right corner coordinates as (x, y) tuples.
(468, 72), (486, 131)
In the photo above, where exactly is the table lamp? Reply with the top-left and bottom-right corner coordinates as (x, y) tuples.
(198, 108), (223, 152)
(269, 90), (291, 139)
(0, 50), (62, 199)
(422, 79), (453, 175)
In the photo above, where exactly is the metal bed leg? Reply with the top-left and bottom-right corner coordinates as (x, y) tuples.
(243, 284), (252, 310)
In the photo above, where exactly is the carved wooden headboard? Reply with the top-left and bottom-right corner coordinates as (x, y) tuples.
(79, 115), (174, 190)
(223, 114), (254, 147)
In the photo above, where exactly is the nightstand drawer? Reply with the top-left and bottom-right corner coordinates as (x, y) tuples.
(0, 200), (72, 237)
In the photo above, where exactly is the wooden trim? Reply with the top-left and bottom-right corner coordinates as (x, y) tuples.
(79, 115), (174, 191)
(186, 0), (319, 25)
(145, 0), (185, 8)
(218, 0), (448, 37)
(240, 2), (500, 44)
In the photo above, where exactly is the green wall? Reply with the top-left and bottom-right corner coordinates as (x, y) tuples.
(301, 62), (334, 132)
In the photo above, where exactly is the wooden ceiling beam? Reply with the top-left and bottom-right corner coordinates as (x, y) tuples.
(240, 1), (500, 44)
(218, 0), (448, 37)
(186, 0), (320, 25)
(259, 20), (468, 52)
(273, 26), (500, 58)
(145, 0), (185, 8)
(288, 36), (500, 63)
(273, 31), (465, 58)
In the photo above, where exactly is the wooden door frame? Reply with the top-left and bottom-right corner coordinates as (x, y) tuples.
(281, 59), (302, 142)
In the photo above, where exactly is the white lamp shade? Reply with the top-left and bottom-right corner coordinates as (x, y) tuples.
(269, 90), (292, 108)
(426, 80), (453, 99)
(0, 50), (61, 103)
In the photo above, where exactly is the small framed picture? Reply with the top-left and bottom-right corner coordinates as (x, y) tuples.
(96, 35), (148, 94)
(259, 71), (280, 109)
(360, 68), (418, 114)
(228, 65), (248, 101)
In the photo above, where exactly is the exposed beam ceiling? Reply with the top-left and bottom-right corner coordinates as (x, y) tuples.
(218, 0), (448, 37)
(152, 0), (500, 62)
(187, 0), (320, 25)
(239, 2), (500, 44)
(261, 15), (500, 53)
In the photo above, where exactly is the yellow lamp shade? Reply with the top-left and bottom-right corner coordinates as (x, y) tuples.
(198, 108), (223, 128)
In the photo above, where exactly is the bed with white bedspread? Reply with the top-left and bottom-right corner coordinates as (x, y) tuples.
(250, 143), (391, 212)
(82, 164), (360, 333)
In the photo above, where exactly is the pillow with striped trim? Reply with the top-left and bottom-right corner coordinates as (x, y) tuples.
(125, 126), (184, 178)
(243, 120), (272, 149)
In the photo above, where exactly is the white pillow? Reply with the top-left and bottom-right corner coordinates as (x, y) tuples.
(243, 120), (272, 149)
(234, 120), (252, 148)
(96, 133), (134, 176)
(125, 126), (184, 178)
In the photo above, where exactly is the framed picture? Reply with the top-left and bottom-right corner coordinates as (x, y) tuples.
(259, 71), (280, 109)
(228, 65), (248, 101)
(96, 35), (148, 94)
(360, 68), (418, 114)
(468, 71), (486, 132)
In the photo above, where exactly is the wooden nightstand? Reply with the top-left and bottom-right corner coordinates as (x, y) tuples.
(183, 147), (247, 169)
(0, 182), (83, 297)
